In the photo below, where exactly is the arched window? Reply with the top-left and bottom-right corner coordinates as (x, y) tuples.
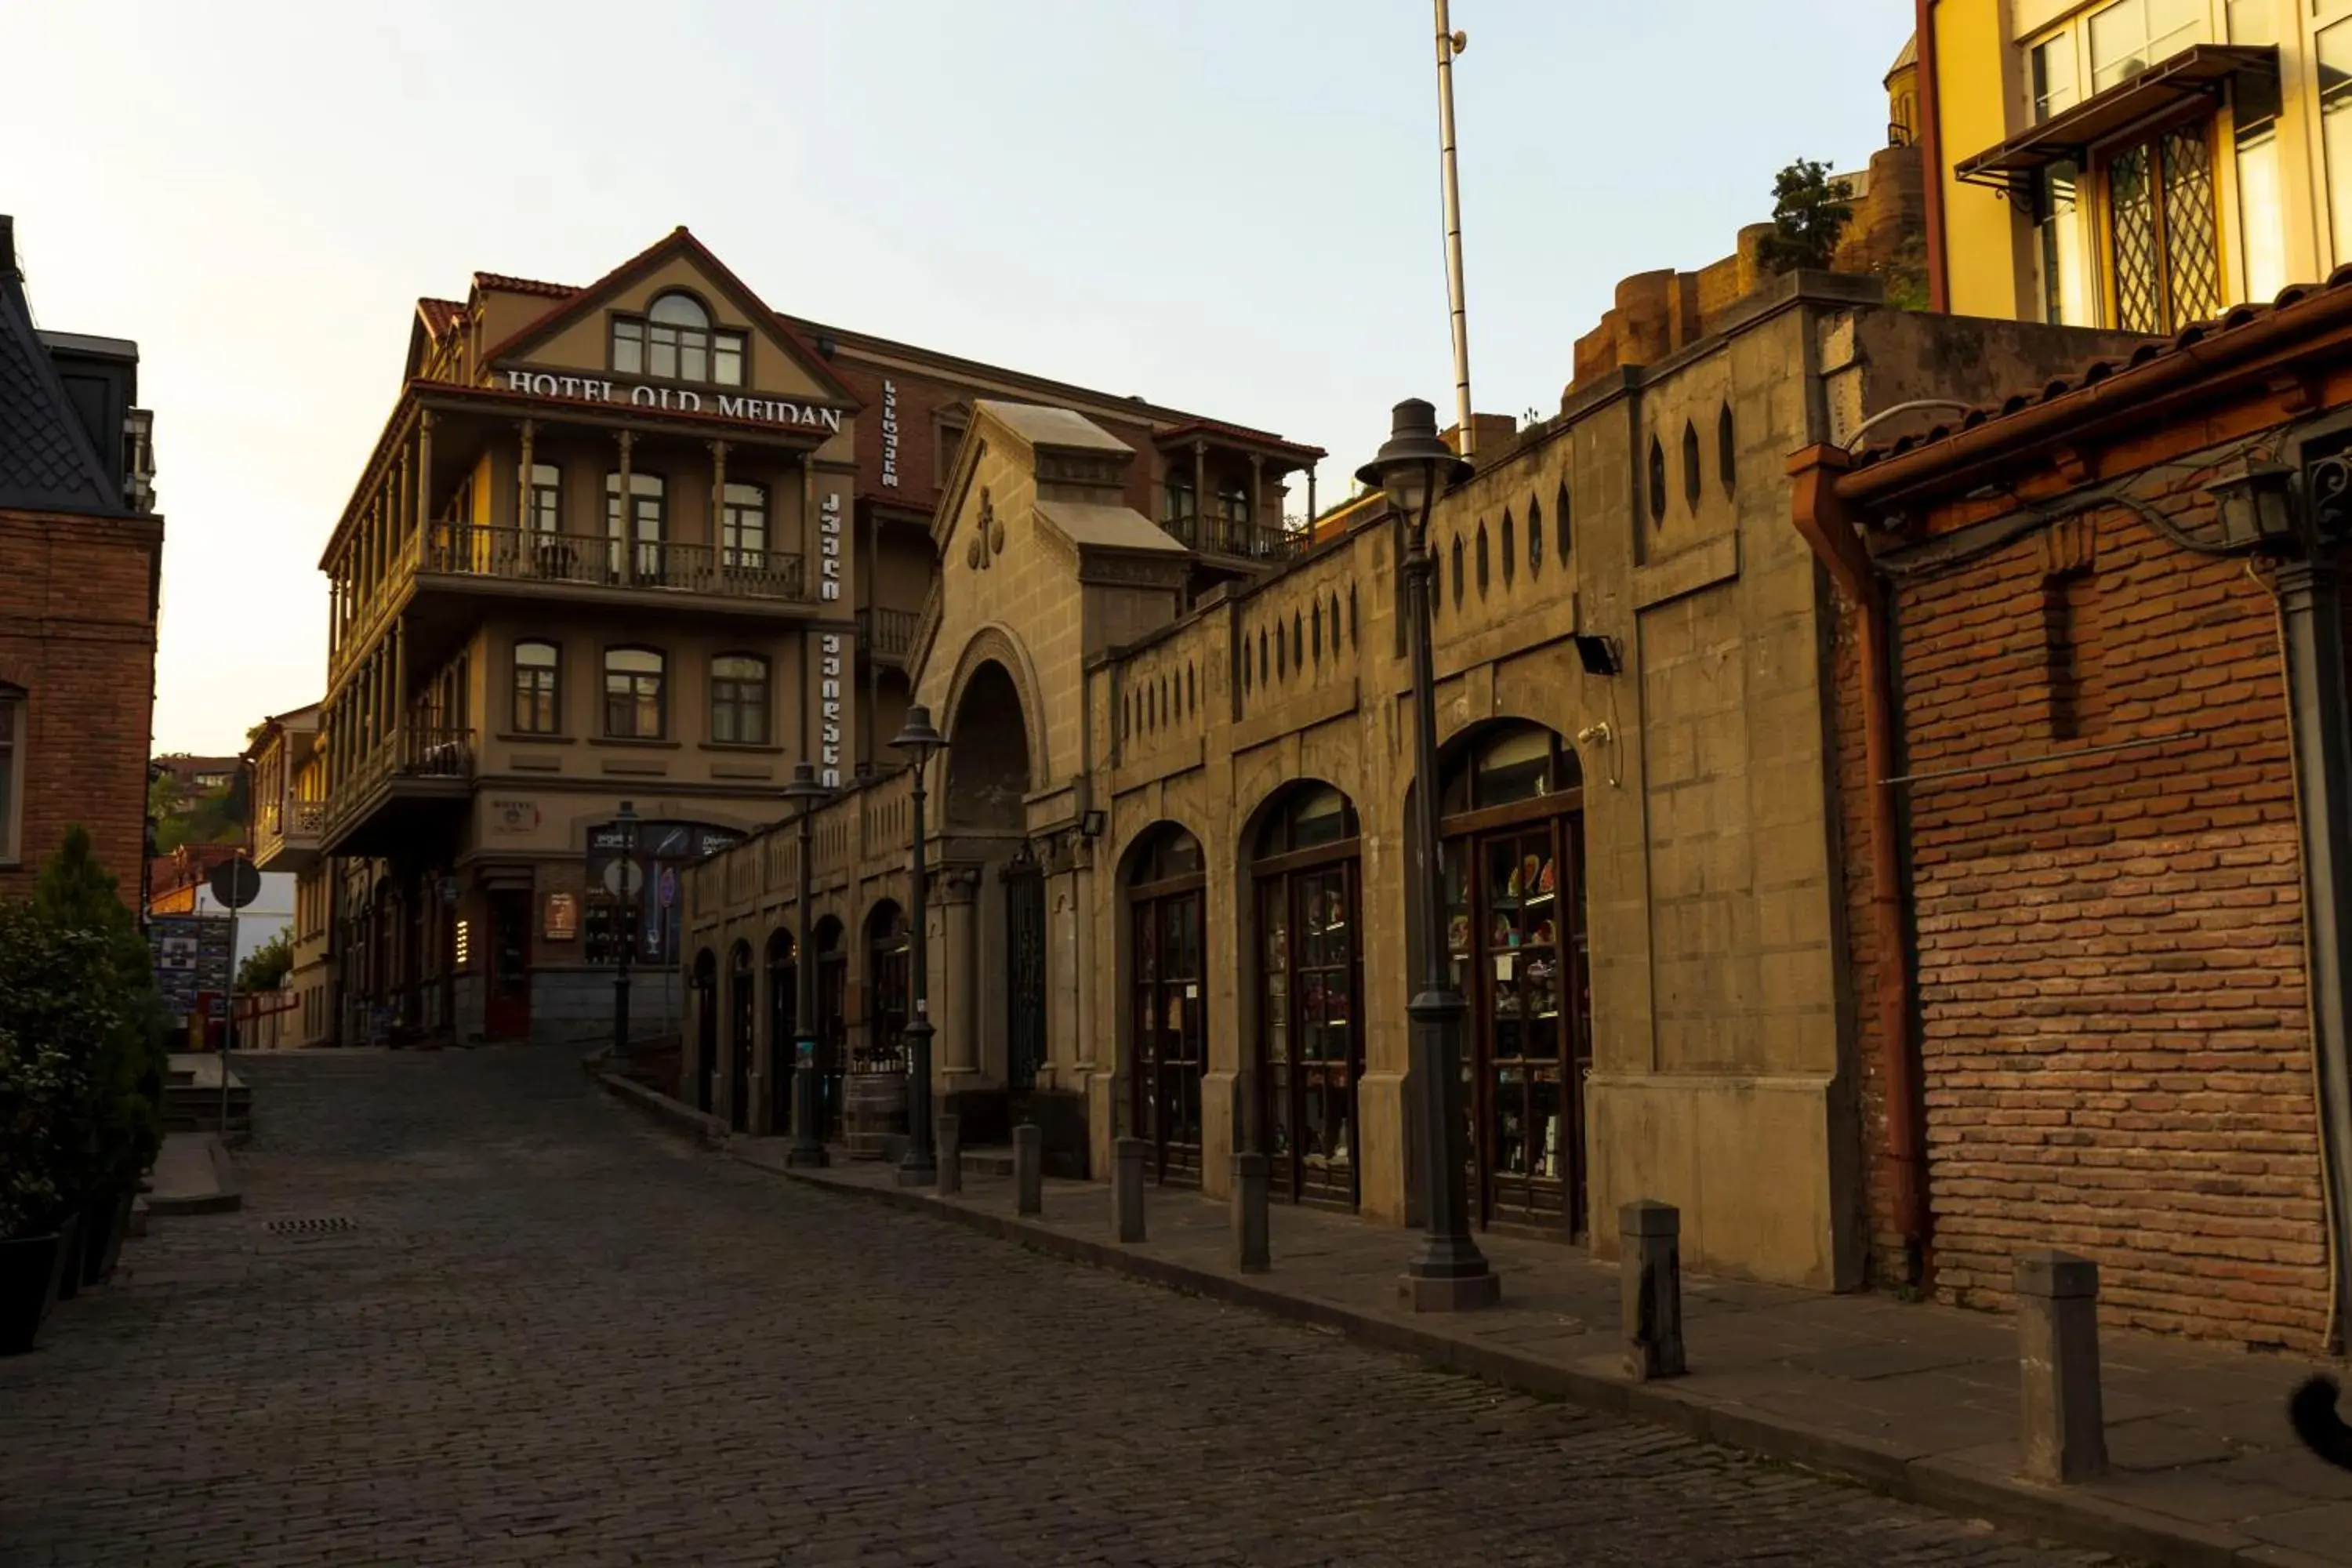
(721, 482), (768, 571)
(1647, 436), (1668, 526)
(1682, 420), (1702, 507)
(1528, 497), (1544, 575)
(1311, 600), (1323, 663)
(766, 929), (797, 1135)
(1718, 403), (1737, 495)
(604, 470), (666, 580)
(512, 640), (561, 735)
(1450, 535), (1466, 608)
(814, 916), (848, 1139)
(1258, 626), (1269, 685)
(1501, 510), (1516, 586)
(608, 291), (747, 387)
(710, 654), (770, 746)
(1476, 521), (1491, 597)
(1291, 612), (1304, 670)
(603, 647), (666, 739)
(1251, 783), (1364, 1207)
(1129, 822), (1207, 1185)
(1556, 481), (1573, 561)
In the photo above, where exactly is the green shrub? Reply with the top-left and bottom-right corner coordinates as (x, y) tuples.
(0, 906), (124, 1238)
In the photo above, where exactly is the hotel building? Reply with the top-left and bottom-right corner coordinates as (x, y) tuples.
(255, 227), (1319, 1049)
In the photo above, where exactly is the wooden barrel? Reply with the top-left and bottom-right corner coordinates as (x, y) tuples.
(843, 1071), (906, 1160)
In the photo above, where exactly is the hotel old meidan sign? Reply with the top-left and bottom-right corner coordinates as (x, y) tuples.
(495, 368), (846, 433)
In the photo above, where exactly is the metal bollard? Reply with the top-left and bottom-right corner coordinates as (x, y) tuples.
(1232, 1151), (1271, 1273)
(1014, 1123), (1043, 1216)
(1113, 1137), (1149, 1243)
(935, 1112), (961, 1196)
(2016, 1250), (2107, 1483)
(1620, 1200), (1686, 1381)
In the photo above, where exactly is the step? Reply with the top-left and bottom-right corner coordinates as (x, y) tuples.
(961, 1146), (1016, 1178)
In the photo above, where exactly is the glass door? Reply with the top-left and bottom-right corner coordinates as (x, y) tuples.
(1260, 865), (1361, 1206)
(1132, 891), (1206, 1185)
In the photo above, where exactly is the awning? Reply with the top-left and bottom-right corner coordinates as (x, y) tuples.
(1954, 43), (2278, 198)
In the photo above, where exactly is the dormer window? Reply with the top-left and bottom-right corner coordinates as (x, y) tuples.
(609, 292), (746, 387)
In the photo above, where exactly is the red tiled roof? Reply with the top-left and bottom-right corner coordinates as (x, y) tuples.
(1849, 269), (2352, 477)
(416, 297), (466, 338)
(472, 271), (575, 299)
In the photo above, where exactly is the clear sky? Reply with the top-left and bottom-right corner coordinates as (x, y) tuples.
(6, 1), (1910, 756)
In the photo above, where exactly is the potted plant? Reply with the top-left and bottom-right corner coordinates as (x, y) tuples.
(0, 904), (114, 1353)
(31, 829), (169, 1295)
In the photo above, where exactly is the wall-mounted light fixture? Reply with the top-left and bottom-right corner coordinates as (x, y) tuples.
(1079, 808), (1107, 839)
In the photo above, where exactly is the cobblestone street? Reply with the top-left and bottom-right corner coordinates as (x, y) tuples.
(0, 1047), (2120, 1567)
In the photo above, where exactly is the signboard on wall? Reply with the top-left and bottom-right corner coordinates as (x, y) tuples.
(819, 633), (844, 789)
(543, 892), (579, 942)
(150, 914), (234, 1021)
(583, 819), (746, 964)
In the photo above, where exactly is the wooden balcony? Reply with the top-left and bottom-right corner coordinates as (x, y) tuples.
(1159, 513), (1306, 567)
(253, 795), (327, 874)
(318, 727), (474, 859)
(861, 606), (920, 668)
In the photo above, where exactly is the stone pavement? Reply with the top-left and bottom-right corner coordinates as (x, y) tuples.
(723, 1132), (2352, 1568)
(4, 1043), (2117, 1568)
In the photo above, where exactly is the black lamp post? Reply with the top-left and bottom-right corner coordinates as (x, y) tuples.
(612, 799), (636, 1059)
(784, 764), (830, 1167)
(1358, 397), (1500, 1311)
(891, 705), (945, 1187)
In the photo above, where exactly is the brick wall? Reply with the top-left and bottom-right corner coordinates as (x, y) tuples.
(1832, 453), (2331, 1349)
(0, 508), (161, 908)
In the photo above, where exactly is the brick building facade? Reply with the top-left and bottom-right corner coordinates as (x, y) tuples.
(0, 214), (162, 906)
(1795, 278), (2352, 1350)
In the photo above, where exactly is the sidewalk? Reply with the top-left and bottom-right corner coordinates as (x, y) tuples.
(722, 1134), (2350, 1568)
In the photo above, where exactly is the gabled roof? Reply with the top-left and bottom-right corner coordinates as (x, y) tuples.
(980, 399), (1134, 455)
(417, 298), (466, 339)
(476, 227), (858, 407)
(0, 216), (125, 515)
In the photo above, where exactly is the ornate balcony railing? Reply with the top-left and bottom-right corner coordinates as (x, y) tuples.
(325, 725), (475, 839)
(861, 606), (920, 663)
(420, 524), (807, 601)
(1159, 512), (1305, 563)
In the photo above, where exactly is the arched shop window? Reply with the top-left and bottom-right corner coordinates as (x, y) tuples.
(1436, 721), (1594, 1239)
(1250, 784), (1363, 1209)
(1127, 822), (1207, 1187)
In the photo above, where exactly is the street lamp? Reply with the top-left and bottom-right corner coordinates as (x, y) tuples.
(612, 800), (637, 1059)
(1358, 397), (1500, 1312)
(891, 706), (946, 1187)
(783, 764), (831, 1167)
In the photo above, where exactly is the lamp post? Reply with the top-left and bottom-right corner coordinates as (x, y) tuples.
(1358, 397), (1499, 1311)
(784, 764), (830, 1167)
(891, 706), (945, 1187)
(612, 800), (636, 1058)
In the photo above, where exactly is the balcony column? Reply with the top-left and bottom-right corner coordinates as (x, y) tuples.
(1192, 440), (1207, 549)
(615, 430), (636, 583)
(1248, 452), (1264, 551)
(416, 408), (434, 552)
(710, 440), (730, 543)
(392, 622), (408, 753)
(517, 419), (536, 531)
(1307, 463), (1319, 531)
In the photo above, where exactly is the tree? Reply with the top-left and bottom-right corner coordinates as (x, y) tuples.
(1757, 158), (1854, 276)
(238, 925), (294, 992)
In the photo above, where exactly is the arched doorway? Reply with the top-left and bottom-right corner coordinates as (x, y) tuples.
(946, 661), (1029, 833)
(728, 941), (754, 1133)
(1127, 822), (1207, 1186)
(766, 928), (797, 1134)
(814, 916), (848, 1141)
(691, 948), (719, 1115)
(1437, 721), (1592, 1236)
(1249, 784), (1363, 1209)
(862, 902), (909, 1074)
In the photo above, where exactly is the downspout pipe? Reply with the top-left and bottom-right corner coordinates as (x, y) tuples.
(1915, 0), (1950, 314)
(1791, 445), (1931, 1279)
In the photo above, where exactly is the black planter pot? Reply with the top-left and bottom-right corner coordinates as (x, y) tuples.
(0, 1233), (64, 1355)
(81, 1192), (134, 1288)
(53, 1213), (83, 1303)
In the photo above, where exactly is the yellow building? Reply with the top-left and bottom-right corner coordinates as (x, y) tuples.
(1922, 0), (2345, 328)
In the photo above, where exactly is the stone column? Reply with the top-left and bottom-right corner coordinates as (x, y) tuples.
(1248, 452), (1265, 551)
(1191, 439), (1207, 549)
(938, 866), (982, 1080)
(2016, 1250), (2107, 1483)
(1306, 464), (1318, 529)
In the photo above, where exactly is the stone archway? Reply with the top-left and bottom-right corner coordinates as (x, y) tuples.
(946, 659), (1030, 831)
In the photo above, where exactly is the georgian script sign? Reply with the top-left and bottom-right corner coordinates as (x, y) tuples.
(819, 633), (844, 789)
(881, 379), (901, 488)
(499, 369), (844, 434)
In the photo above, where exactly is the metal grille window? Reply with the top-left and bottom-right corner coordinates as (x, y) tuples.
(2106, 123), (2220, 334)
(602, 648), (666, 739)
(709, 654), (768, 746)
(512, 641), (560, 735)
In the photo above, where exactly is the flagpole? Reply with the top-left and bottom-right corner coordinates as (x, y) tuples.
(1435, 0), (1475, 458)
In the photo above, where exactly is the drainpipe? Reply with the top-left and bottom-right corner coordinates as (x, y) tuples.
(1915, 0), (1950, 314)
(1791, 445), (1930, 1280)
(2273, 554), (2352, 1350)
